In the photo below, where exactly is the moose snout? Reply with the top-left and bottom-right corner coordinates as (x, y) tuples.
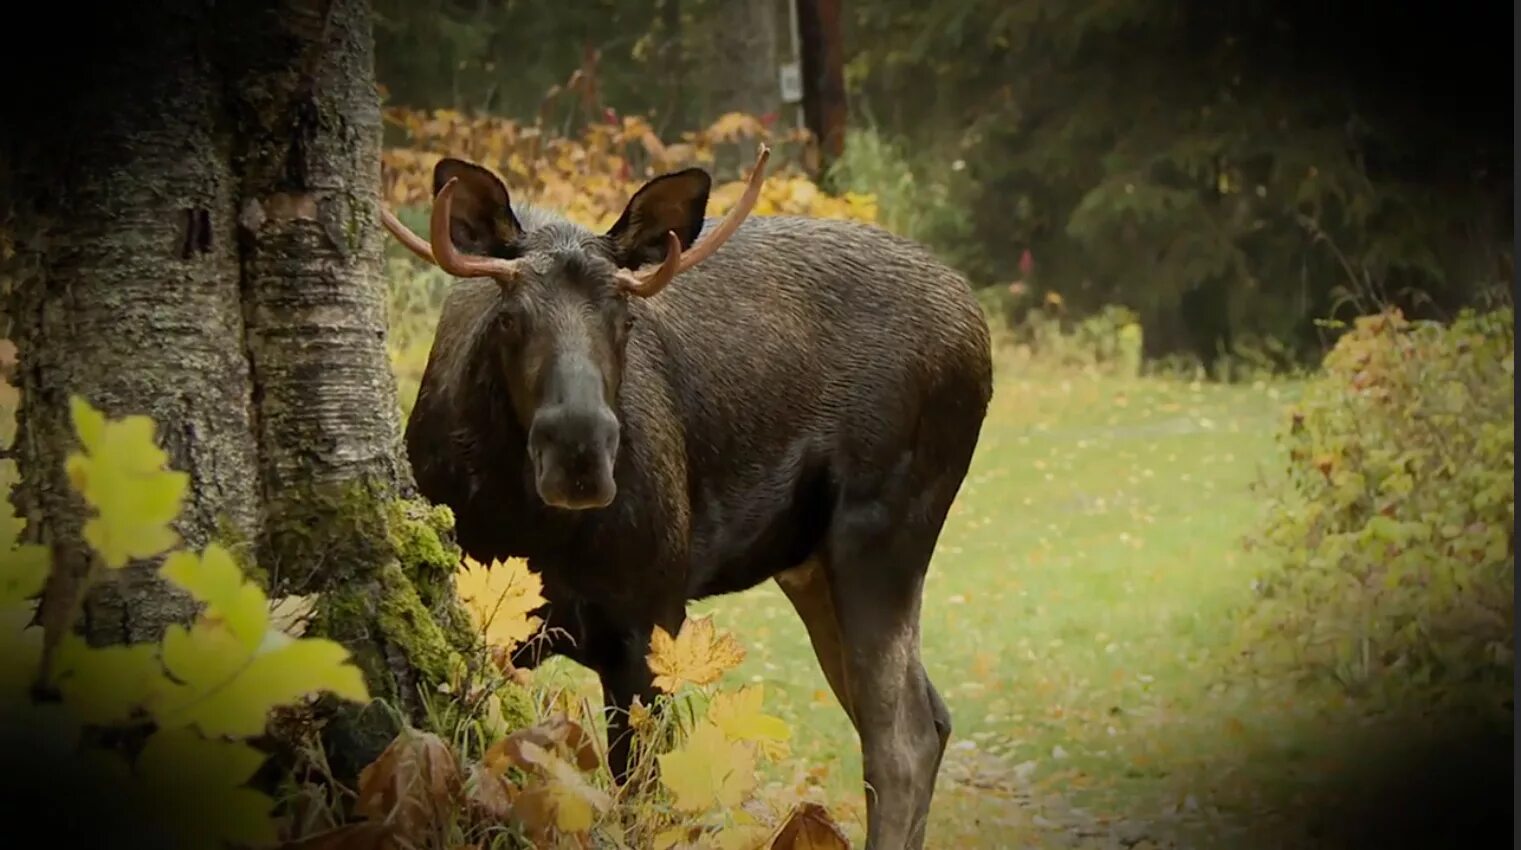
(527, 404), (620, 510)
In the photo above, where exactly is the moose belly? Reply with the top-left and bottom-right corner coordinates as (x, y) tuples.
(684, 457), (834, 601)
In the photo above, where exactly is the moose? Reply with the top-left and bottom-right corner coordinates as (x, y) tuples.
(379, 144), (993, 849)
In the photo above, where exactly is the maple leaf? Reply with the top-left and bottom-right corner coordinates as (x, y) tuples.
(152, 622), (368, 736)
(129, 727), (279, 848)
(161, 545), (267, 650)
(509, 740), (612, 837)
(64, 395), (189, 569)
(147, 543), (367, 736)
(0, 507), (48, 605)
(51, 635), (160, 725)
(454, 555), (546, 652)
(355, 729), (463, 843)
(657, 719), (757, 813)
(647, 614), (746, 693)
(707, 683), (792, 761)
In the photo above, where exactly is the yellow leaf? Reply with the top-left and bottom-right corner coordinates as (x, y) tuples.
(153, 621), (368, 737)
(130, 727), (278, 848)
(160, 544), (267, 652)
(0, 508), (49, 605)
(52, 636), (161, 725)
(715, 822), (774, 850)
(65, 395), (188, 568)
(656, 719), (757, 813)
(708, 684), (791, 761)
(509, 740), (611, 836)
(454, 556), (545, 653)
(647, 613), (746, 693)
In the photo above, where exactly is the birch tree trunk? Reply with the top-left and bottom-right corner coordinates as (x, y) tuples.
(0, 0), (484, 780)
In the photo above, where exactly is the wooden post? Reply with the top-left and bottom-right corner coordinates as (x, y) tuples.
(796, 0), (847, 180)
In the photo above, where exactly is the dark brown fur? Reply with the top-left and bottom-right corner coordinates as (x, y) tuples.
(402, 161), (993, 848)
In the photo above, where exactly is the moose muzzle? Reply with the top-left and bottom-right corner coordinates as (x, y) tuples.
(528, 403), (620, 510)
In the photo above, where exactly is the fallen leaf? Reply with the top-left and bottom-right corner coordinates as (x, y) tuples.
(270, 594), (318, 637)
(483, 711), (600, 774)
(707, 683), (792, 761)
(466, 763), (514, 822)
(509, 740), (611, 837)
(354, 730), (462, 843)
(767, 802), (851, 849)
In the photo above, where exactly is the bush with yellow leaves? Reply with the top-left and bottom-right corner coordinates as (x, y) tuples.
(381, 107), (879, 232)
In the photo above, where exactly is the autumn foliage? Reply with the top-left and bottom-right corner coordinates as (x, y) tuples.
(296, 554), (850, 848)
(381, 106), (880, 231)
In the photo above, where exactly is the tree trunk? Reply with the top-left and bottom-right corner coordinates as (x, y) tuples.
(707, 0), (782, 119)
(0, 0), (496, 782)
(2, 0), (260, 650)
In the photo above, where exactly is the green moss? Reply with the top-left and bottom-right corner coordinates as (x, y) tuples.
(376, 559), (463, 684)
(386, 497), (458, 582)
(260, 476), (392, 596)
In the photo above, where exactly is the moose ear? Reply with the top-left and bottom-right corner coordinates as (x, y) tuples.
(603, 168), (712, 269)
(431, 158), (524, 255)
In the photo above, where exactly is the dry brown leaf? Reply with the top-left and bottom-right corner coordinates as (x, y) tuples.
(278, 822), (400, 850)
(354, 729), (463, 843)
(508, 741), (612, 840)
(466, 763), (514, 822)
(767, 802), (851, 850)
(483, 711), (600, 774)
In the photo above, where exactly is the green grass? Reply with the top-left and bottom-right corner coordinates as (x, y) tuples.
(678, 367), (1308, 846)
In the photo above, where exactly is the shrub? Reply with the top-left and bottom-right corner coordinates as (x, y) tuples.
(381, 108), (879, 233)
(1233, 306), (1515, 709)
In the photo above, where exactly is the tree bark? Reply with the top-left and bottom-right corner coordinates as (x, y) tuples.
(2, 0), (260, 649)
(1, 0), (489, 781)
(707, 0), (783, 119)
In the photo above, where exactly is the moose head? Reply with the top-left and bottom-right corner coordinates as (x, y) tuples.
(381, 145), (770, 511)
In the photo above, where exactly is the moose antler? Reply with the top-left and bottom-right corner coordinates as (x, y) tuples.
(378, 182), (529, 283)
(615, 143), (771, 298)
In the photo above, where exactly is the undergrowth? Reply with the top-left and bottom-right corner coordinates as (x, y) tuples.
(1233, 306), (1515, 714)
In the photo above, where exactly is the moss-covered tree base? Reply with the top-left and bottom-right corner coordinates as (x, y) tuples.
(289, 489), (534, 781)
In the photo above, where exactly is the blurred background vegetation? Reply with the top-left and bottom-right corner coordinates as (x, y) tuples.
(372, 0), (1511, 381)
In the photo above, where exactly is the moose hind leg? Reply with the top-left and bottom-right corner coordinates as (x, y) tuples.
(775, 557), (858, 729)
(826, 496), (949, 850)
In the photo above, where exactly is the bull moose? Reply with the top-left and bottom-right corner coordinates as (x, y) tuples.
(379, 144), (993, 848)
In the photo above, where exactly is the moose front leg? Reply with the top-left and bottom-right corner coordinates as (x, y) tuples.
(585, 618), (666, 787)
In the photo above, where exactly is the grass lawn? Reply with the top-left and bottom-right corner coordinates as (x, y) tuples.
(690, 367), (1304, 847)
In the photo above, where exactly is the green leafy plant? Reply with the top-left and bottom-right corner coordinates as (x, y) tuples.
(1, 396), (370, 848)
(1233, 306), (1515, 709)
